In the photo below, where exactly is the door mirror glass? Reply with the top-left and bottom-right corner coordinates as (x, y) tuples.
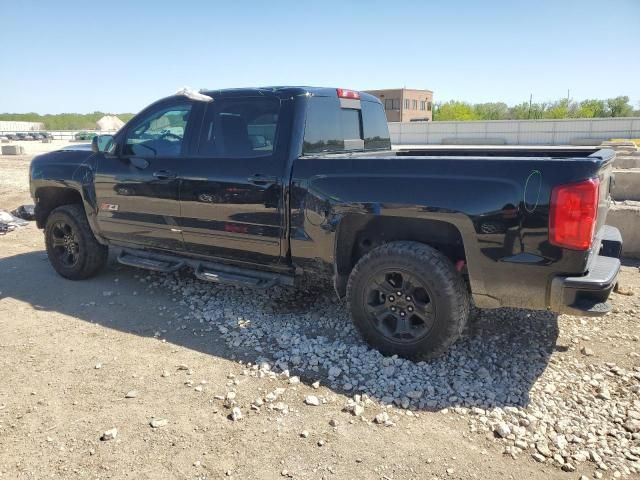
(92, 134), (114, 153)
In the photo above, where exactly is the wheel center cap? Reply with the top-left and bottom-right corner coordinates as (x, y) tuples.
(388, 292), (413, 311)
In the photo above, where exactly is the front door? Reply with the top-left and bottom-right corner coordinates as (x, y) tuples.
(179, 96), (285, 266)
(94, 101), (194, 251)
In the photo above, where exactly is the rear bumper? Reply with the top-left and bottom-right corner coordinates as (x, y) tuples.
(549, 225), (622, 316)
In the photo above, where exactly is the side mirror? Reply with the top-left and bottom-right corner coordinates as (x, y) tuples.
(92, 134), (114, 153)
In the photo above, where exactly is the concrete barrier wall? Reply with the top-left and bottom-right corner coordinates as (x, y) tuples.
(390, 118), (640, 145)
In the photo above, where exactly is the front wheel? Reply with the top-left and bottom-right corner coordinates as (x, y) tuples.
(346, 241), (469, 360)
(44, 204), (108, 280)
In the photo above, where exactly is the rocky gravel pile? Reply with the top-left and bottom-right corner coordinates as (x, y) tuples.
(139, 270), (639, 477)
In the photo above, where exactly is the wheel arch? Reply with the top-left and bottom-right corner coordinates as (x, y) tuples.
(34, 187), (84, 228)
(333, 214), (468, 296)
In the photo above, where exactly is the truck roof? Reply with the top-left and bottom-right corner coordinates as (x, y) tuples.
(198, 86), (382, 103)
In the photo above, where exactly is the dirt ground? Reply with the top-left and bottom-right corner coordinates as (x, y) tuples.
(0, 154), (638, 480)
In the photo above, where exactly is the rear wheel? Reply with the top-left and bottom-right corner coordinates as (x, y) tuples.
(346, 241), (469, 360)
(45, 204), (108, 280)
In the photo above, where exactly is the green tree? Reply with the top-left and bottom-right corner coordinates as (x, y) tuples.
(433, 101), (479, 121)
(509, 101), (548, 119)
(0, 112), (136, 130)
(544, 99), (571, 119)
(577, 99), (607, 118)
(473, 102), (509, 120)
(606, 96), (633, 117)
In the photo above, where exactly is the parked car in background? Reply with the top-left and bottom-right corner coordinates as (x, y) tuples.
(74, 131), (96, 141)
(29, 86), (622, 360)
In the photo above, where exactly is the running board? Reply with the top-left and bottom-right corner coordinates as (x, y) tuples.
(194, 265), (277, 289)
(116, 248), (293, 288)
(117, 251), (184, 273)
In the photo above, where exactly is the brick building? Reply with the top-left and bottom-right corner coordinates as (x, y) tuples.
(364, 88), (433, 122)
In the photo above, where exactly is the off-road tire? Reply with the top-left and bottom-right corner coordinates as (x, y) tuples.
(44, 204), (108, 280)
(346, 241), (470, 360)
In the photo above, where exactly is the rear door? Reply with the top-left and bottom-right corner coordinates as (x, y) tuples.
(178, 95), (286, 266)
(94, 100), (196, 250)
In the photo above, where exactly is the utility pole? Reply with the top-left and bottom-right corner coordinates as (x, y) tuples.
(528, 94), (533, 119)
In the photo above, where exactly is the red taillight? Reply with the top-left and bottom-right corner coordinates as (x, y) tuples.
(549, 178), (600, 250)
(337, 88), (360, 100)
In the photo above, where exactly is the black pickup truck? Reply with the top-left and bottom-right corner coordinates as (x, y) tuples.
(29, 86), (622, 359)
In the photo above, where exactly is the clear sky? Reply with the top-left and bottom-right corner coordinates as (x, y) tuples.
(1, 0), (638, 114)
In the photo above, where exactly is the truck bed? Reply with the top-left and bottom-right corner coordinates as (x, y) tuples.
(291, 145), (616, 312)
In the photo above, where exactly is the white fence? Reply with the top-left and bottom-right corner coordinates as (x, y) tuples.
(390, 117), (640, 145)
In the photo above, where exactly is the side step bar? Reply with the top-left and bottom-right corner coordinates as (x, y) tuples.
(116, 248), (293, 289)
(117, 251), (184, 273)
(194, 265), (277, 289)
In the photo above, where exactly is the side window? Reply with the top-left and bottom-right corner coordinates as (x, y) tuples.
(124, 104), (192, 157)
(198, 97), (280, 157)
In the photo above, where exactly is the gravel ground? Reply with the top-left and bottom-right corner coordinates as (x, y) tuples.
(1, 154), (639, 479)
(139, 267), (640, 477)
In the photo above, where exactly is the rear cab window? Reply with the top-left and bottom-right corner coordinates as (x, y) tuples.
(303, 93), (391, 155)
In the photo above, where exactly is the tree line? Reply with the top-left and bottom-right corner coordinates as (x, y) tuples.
(0, 112), (135, 130)
(433, 96), (639, 121)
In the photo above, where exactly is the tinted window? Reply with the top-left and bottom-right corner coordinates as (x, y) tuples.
(198, 97), (280, 157)
(303, 97), (390, 154)
(302, 97), (343, 154)
(362, 101), (391, 150)
(124, 104), (192, 157)
(341, 108), (361, 140)
(303, 97), (366, 154)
